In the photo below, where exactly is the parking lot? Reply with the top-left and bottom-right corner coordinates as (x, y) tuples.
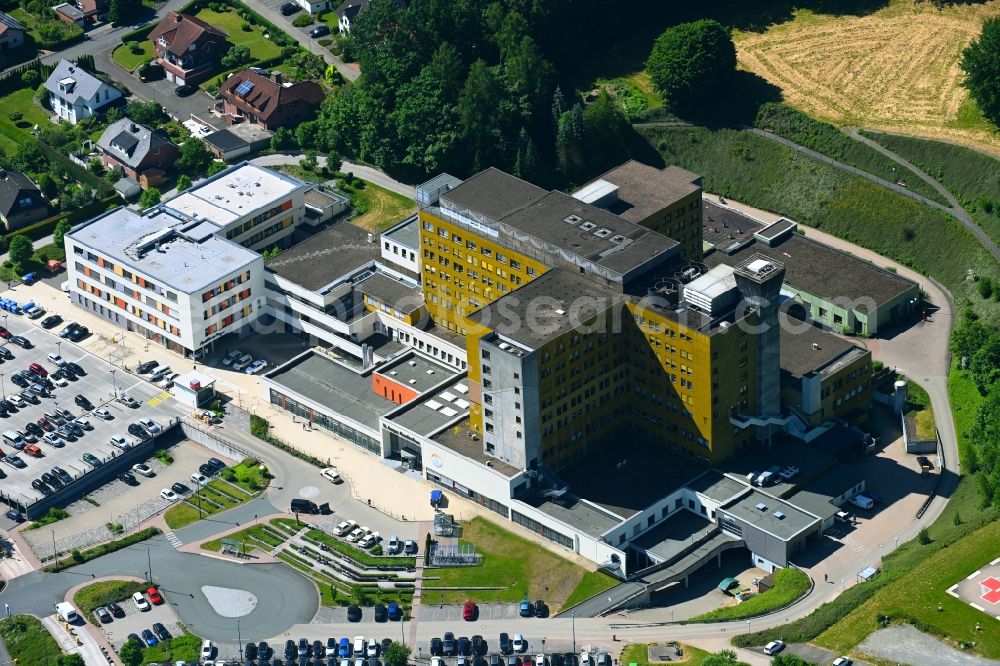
(0, 309), (188, 508)
(99, 588), (184, 649)
(418, 604), (522, 623)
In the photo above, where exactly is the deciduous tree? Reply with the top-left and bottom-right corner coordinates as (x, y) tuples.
(961, 17), (1000, 126)
(646, 19), (736, 111)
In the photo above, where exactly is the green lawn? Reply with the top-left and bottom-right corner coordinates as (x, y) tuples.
(317, 11), (340, 32)
(200, 523), (287, 553)
(0, 615), (62, 666)
(218, 458), (270, 494)
(74, 579), (148, 618)
(560, 570), (619, 610)
(637, 125), (1000, 326)
(345, 180), (416, 233)
(420, 516), (610, 612)
(689, 567), (810, 621)
(164, 478), (254, 528)
(7, 7), (82, 50)
(140, 634), (202, 664)
(195, 8), (283, 62)
(112, 42), (155, 71)
(948, 362), (983, 466)
(620, 642), (712, 666)
(0, 88), (51, 154)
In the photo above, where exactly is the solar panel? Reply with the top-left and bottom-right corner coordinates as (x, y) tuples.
(235, 80), (255, 96)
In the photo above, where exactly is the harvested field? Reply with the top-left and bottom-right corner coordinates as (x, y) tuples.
(735, 1), (1000, 154)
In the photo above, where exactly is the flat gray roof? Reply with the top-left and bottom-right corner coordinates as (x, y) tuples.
(500, 191), (679, 276)
(374, 353), (455, 394)
(469, 268), (623, 350)
(387, 376), (470, 436)
(526, 495), (623, 538)
(719, 437), (835, 499)
(357, 272), (422, 313)
(705, 216), (918, 309)
(790, 461), (865, 521)
(721, 489), (819, 540)
(265, 351), (396, 430)
(593, 160), (701, 224)
(686, 471), (749, 503)
(631, 509), (717, 562)
(431, 417), (521, 478)
(779, 314), (862, 379)
(265, 222), (379, 292)
(440, 167), (548, 222)
(68, 207), (259, 293)
(383, 215), (418, 250)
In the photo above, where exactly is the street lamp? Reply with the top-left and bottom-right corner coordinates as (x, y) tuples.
(0, 373), (5, 401)
(236, 618), (243, 661)
(146, 547), (152, 583)
(571, 611), (576, 654)
(110, 369), (117, 399)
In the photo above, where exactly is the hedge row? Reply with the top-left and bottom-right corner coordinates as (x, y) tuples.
(180, 0), (296, 49)
(5, 195), (117, 244)
(0, 60), (52, 99)
(43, 527), (161, 572)
(250, 415), (325, 468)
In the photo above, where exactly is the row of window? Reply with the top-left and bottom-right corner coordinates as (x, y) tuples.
(224, 199), (293, 240)
(74, 248), (179, 303)
(75, 278), (182, 337)
(204, 304), (254, 336)
(202, 271), (253, 303)
(76, 263), (178, 319)
(203, 289), (253, 319)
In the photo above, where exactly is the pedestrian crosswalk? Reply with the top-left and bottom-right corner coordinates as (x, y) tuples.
(147, 391), (172, 407)
(165, 531), (183, 548)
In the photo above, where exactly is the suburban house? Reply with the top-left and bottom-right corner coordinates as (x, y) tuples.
(53, 0), (105, 26)
(44, 59), (124, 124)
(0, 169), (49, 232)
(0, 12), (26, 51)
(148, 11), (228, 85)
(218, 68), (324, 130)
(97, 118), (180, 189)
(295, 0), (332, 14)
(334, 0), (367, 33)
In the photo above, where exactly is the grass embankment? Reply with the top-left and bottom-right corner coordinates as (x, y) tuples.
(754, 103), (946, 204)
(25, 506), (69, 530)
(619, 642), (711, 666)
(637, 125), (1000, 325)
(44, 528), (161, 572)
(74, 579), (148, 618)
(0, 615), (62, 665)
(343, 179), (416, 233)
(140, 634), (202, 664)
(304, 528), (415, 568)
(200, 522), (287, 553)
(863, 130), (1000, 252)
(690, 567), (811, 622)
(906, 380), (937, 441)
(421, 516), (616, 612)
(0, 88), (52, 154)
(219, 458), (270, 494)
(164, 479), (254, 529)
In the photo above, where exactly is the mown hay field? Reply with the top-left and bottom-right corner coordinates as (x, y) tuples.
(735, 1), (1000, 154)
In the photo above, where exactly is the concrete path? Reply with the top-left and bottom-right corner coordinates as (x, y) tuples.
(844, 126), (1000, 263)
(250, 153), (415, 198)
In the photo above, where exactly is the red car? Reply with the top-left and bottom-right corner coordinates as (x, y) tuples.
(462, 600), (476, 621)
(37, 418), (54, 432)
(146, 587), (163, 605)
(28, 363), (47, 377)
(0, 328), (10, 339)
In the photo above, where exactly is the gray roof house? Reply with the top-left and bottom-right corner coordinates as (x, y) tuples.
(0, 169), (49, 231)
(96, 118), (180, 188)
(44, 59), (123, 124)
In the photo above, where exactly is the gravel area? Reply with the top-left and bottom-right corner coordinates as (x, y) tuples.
(859, 625), (1000, 666)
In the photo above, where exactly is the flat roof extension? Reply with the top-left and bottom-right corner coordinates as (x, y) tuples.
(779, 315), (860, 380)
(431, 416), (521, 478)
(721, 489), (819, 540)
(595, 160), (701, 224)
(265, 221), (380, 292)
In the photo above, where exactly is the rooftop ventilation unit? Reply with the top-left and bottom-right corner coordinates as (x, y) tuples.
(755, 502), (768, 511)
(610, 234), (626, 244)
(593, 228), (613, 239)
(408, 379), (416, 384)
(580, 221), (596, 232)
(554, 308), (566, 315)
(773, 511), (786, 520)
(426, 369), (435, 375)
(563, 214), (582, 225)
(408, 361), (417, 366)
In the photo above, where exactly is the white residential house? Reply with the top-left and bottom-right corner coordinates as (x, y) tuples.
(296, 0), (332, 14)
(43, 59), (123, 124)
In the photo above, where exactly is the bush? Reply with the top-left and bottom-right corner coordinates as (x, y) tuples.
(127, 40), (141, 54)
(44, 528), (161, 572)
(646, 19), (736, 111)
(250, 415), (325, 468)
(154, 449), (173, 465)
(7, 111), (21, 122)
(918, 527), (932, 544)
(292, 13), (312, 27)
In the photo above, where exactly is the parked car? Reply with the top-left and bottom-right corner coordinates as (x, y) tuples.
(499, 633), (511, 655)
(335, 520), (357, 536)
(141, 629), (158, 646)
(534, 600), (547, 618)
(146, 587), (163, 605)
(512, 634), (526, 653)
(138, 418), (161, 434)
(321, 466), (342, 483)
(118, 395), (139, 408)
(232, 354), (253, 371)
(95, 408), (112, 420)
(136, 360), (158, 375)
(10, 336), (31, 349)
(463, 600), (476, 621)
(152, 622), (170, 641)
(171, 482), (189, 495)
(43, 433), (64, 447)
(201, 639), (215, 659)
(81, 453), (101, 467)
(118, 472), (138, 486)
(190, 472), (207, 486)
(309, 24), (330, 38)
(75, 395), (93, 410)
(280, 1), (299, 14)
(132, 592), (151, 612)
(160, 488), (178, 501)
(110, 436), (131, 450)
(245, 359), (268, 374)
(66, 361), (84, 376)
(132, 463), (154, 477)
(175, 84), (196, 97)
(347, 604), (362, 622)
(832, 658), (853, 666)
(387, 535), (401, 554)
(41, 314), (62, 329)
(107, 601), (124, 618)
(52, 466), (72, 483)
(763, 640), (785, 656)
(518, 600), (533, 617)
(387, 601), (400, 620)
(75, 417), (92, 431)
(443, 633), (456, 656)
(222, 350), (242, 367)
(127, 423), (147, 439)
(373, 604), (387, 622)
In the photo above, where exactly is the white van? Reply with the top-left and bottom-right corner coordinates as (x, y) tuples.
(850, 495), (874, 510)
(55, 602), (79, 623)
(2, 430), (24, 449)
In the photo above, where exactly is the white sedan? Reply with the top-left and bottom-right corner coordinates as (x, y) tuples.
(132, 463), (154, 477)
(320, 467), (342, 483)
(245, 359), (268, 374)
(190, 473), (208, 486)
(160, 488), (178, 501)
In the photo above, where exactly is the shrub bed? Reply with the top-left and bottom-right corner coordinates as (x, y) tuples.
(44, 528), (161, 572)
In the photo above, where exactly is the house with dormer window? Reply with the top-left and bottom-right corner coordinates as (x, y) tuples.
(43, 59), (123, 124)
(0, 169), (49, 231)
(97, 118), (180, 189)
(148, 12), (228, 85)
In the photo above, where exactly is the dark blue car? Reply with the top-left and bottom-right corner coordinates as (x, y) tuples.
(388, 601), (401, 620)
(141, 628), (158, 646)
(339, 637), (351, 658)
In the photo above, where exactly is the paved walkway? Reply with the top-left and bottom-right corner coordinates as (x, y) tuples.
(250, 153), (415, 198)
